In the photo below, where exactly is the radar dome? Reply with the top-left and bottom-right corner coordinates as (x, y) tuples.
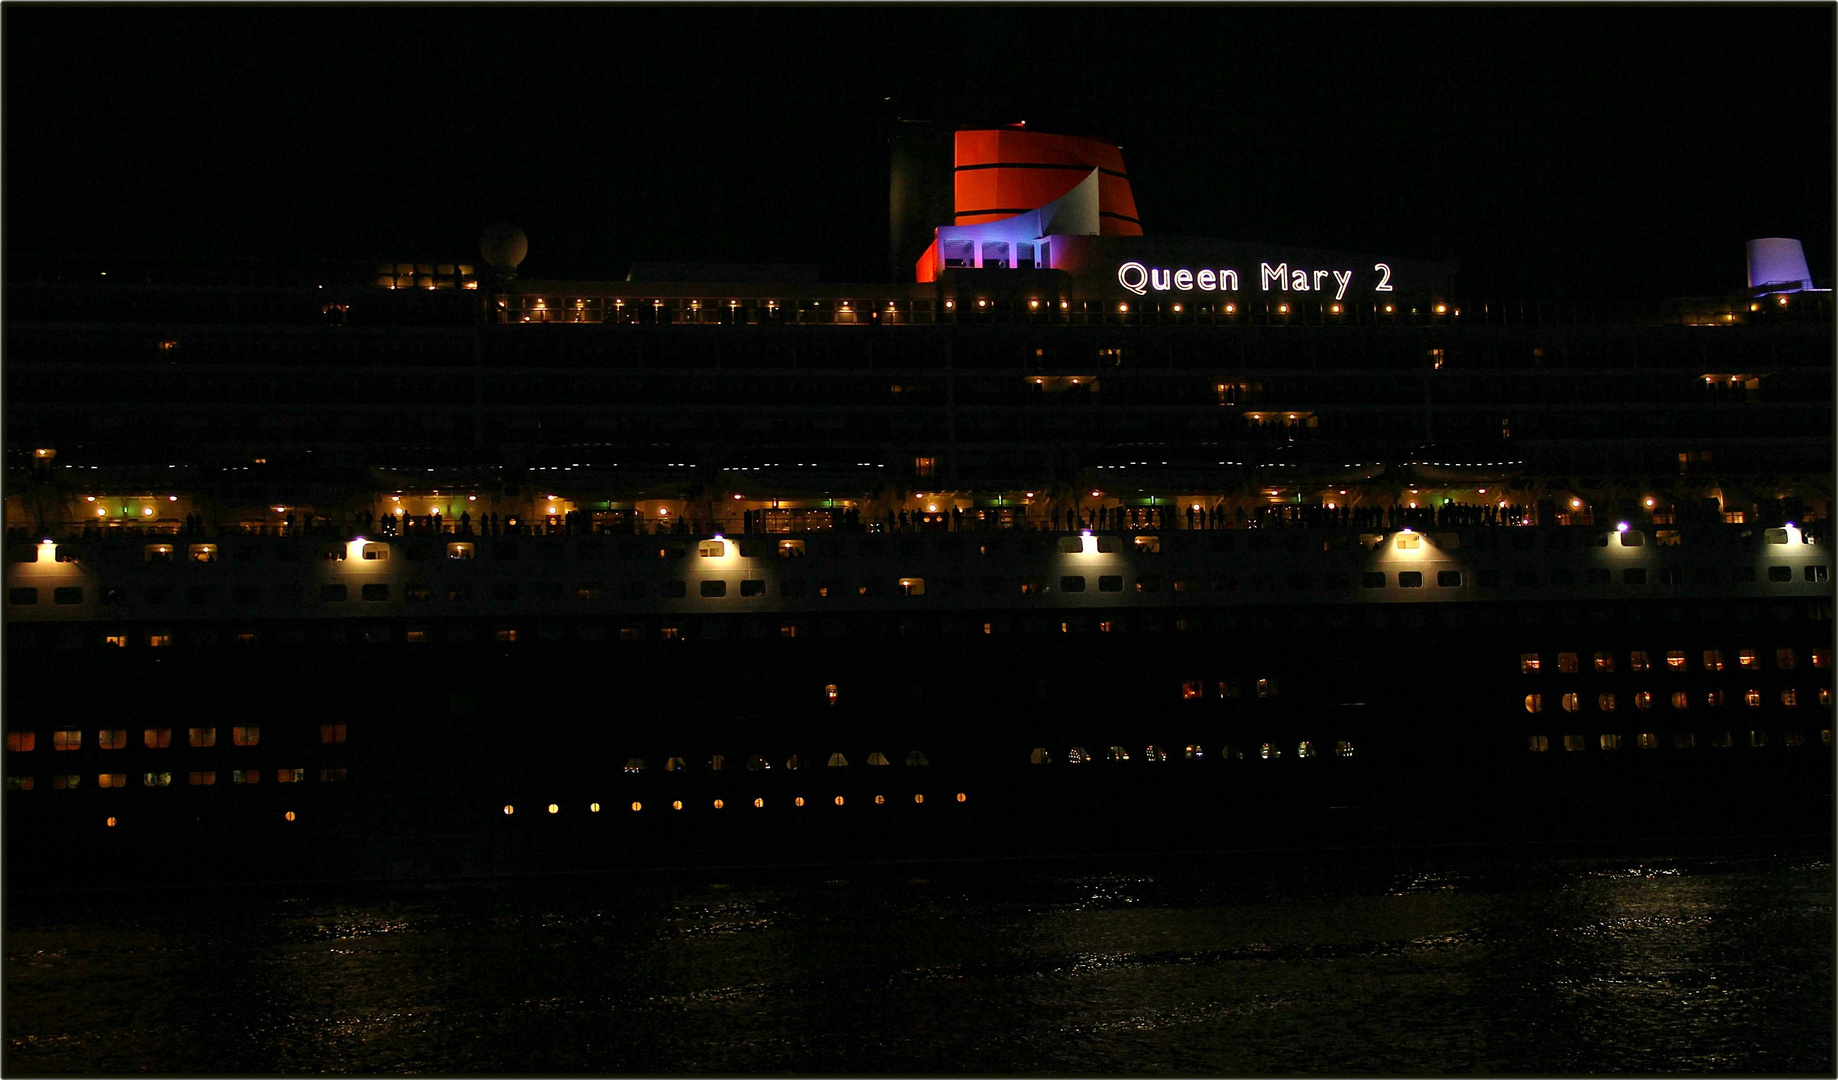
(480, 223), (528, 269)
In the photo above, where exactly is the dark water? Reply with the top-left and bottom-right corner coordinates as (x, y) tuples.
(5, 843), (1832, 1075)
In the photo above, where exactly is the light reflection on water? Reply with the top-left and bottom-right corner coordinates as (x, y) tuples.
(5, 845), (1831, 1074)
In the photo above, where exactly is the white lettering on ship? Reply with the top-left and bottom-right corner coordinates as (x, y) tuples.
(1118, 261), (1381, 300)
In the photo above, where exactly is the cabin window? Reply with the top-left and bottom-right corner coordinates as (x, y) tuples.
(142, 728), (172, 749)
(664, 757), (687, 772)
(1256, 678), (1278, 698)
(52, 587), (83, 605)
(1782, 688), (1799, 708)
(826, 752), (849, 767)
(1633, 732), (1657, 749)
(1562, 735), (1586, 751)
(1593, 652), (1615, 673)
(1673, 732), (1696, 749)
(741, 579), (766, 597)
(1395, 533), (1420, 550)
(1706, 690), (1726, 707)
(189, 727), (216, 747)
(1098, 575), (1123, 592)
(320, 768), (347, 783)
(1059, 575), (1086, 593)
(1029, 747), (1053, 765)
(1812, 650), (1830, 670)
(1634, 691), (1653, 710)
(1670, 691), (1690, 710)
(1520, 653), (1541, 674)
(1557, 652), (1579, 673)
(1749, 730), (1770, 748)
(899, 578), (926, 597)
(188, 545), (218, 563)
(1437, 570), (1462, 587)
(866, 752), (891, 766)
(904, 750), (929, 766)
(319, 584), (347, 602)
(1600, 733), (1622, 750)
(6, 732), (34, 752)
(144, 545), (175, 564)
(700, 580), (727, 598)
(1181, 681), (1204, 700)
(361, 543), (389, 561)
(698, 540), (727, 558)
(1623, 568), (1647, 585)
(1525, 694), (1544, 714)
(1296, 741), (1316, 759)
(1768, 565), (1792, 582)
(1134, 535), (1161, 554)
(52, 730), (81, 751)
(1561, 693), (1581, 713)
(1361, 572), (1387, 589)
(1665, 650), (1687, 671)
(1598, 693), (1616, 712)
(660, 581), (686, 598)
(8, 588), (36, 606)
(1259, 743), (1282, 760)
(318, 724), (347, 745)
(51, 774), (81, 790)
(1067, 746), (1088, 764)
(1398, 571), (1423, 588)
(1776, 648), (1797, 670)
(1702, 649), (1725, 671)
(187, 771), (216, 786)
(231, 726), (260, 747)
(1785, 731), (1806, 746)
(141, 771), (170, 787)
(360, 583), (388, 602)
(1630, 651), (1651, 672)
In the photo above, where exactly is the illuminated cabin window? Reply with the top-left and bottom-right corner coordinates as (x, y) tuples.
(778, 540), (806, 558)
(232, 726), (260, 747)
(1766, 528), (1790, 545)
(1520, 653), (1542, 674)
(446, 542), (475, 560)
(1067, 746), (1089, 764)
(1598, 693), (1617, 712)
(1634, 732), (1658, 749)
(6, 776), (32, 791)
(1525, 694), (1545, 714)
(665, 756), (687, 773)
(1562, 735), (1587, 752)
(1784, 731), (1806, 747)
(1634, 691), (1653, 710)
(1030, 747), (1052, 765)
(1593, 653), (1616, 674)
(1296, 741), (1316, 759)
(1561, 693), (1581, 713)
(697, 540), (727, 558)
(321, 544), (346, 562)
(825, 684), (839, 704)
(1811, 650), (1830, 670)
(826, 752), (848, 767)
(1259, 743), (1282, 760)
(745, 755), (770, 771)
(1020, 578), (1047, 595)
(6, 732), (34, 753)
(708, 754), (728, 771)
(1397, 571), (1423, 588)
(320, 768), (347, 783)
(1106, 746), (1130, 762)
(1141, 745), (1167, 762)
(52, 774), (81, 790)
(188, 771), (216, 786)
(144, 728), (172, 749)
(1557, 652), (1579, 674)
(96, 773), (127, 788)
(361, 543), (389, 561)
(1781, 689), (1799, 708)
(1776, 648), (1797, 670)
(621, 757), (647, 774)
(1630, 651), (1651, 672)
(1527, 735), (1550, 753)
(143, 771), (171, 787)
(1181, 681), (1204, 700)
(1822, 689), (1833, 708)
(98, 729), (126, 750)
(1256, 678), (1278, 698)
(406, 630), (429, 643)
(899, 578), (926, 597)
(1705, 690), (1725, 708)
(1670, 691), (1690, 710)
(1702, 649), (1726, 672)
(277, 768), (304, 783)
(1744, 689), (1763, 708)
(1672, 733), (1696, 750)
(105, 634), (129, 648)
(864, 752), (890, 766)
(906, 751), (929, 766)
(232, 768), (261, 784)
(144, 544), (175, 564)
(1749, 730), (1770, 748)
(1099, 575), (1123, 592)
(1600, 733), (1622, 750)
(52, 729), (81, 751)
(657, 626), (682, 639)
(1665, 651), (1687, 672)
(785, 754), (804, 770)
(1134, 535), (1161, 554)
(495, 629), (518, 642)
(316, 723), (346, 745)
(188, 544), (218, 563)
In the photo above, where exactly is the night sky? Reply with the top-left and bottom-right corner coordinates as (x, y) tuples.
(7, 6), (1832, 299)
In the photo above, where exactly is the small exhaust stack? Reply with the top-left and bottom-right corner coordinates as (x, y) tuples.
(1746, 237), (1814, 292)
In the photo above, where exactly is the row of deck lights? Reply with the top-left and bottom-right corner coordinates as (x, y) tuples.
(504, 792), (968, 815)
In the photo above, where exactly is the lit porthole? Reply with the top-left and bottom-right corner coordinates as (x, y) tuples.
(794, 796), (805, 807)
(753, 798), (764, 808)
(106, 816), (117, 828)
(1524, 694), (1543, 714)
(589, 802), (601, 813)
(547, 803), (559, 814)
(834, 795), (845, 806)
(284, 811), (296, 822)
(874, 794), (885, 805)
(503, 804), (514, 816)
(671, 800), (683, 811)
(956, 792), (967, 803)
(713, 799), (724, 810)
(914, 794), (925, 804)
(630, 801), (642, 812)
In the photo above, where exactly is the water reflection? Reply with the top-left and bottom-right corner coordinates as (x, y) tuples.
(4, 847), (1830, 1074)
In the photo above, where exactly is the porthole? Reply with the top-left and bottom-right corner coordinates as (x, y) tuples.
(956, 792), (967, 803)
(834, 795), (845, 806)
(106, 816), (117, 828)
(589, 803), (601, 813)
(671, 800), (683, 811)
(630, 801), (643, 812)
(794, 796), (805, 807)
(914, 794), (925, 804)
(753, 798), (764, 808)
(284, 810), (297, 822)
(503, 804), (514, 815)
(547, 803), (559, 814)
(874, 794), (885, 805)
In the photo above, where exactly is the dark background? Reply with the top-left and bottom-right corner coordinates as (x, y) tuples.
(6, 6), (1832, 299)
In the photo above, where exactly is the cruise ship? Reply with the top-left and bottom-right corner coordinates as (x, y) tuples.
(5, 128), (1832, 888)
